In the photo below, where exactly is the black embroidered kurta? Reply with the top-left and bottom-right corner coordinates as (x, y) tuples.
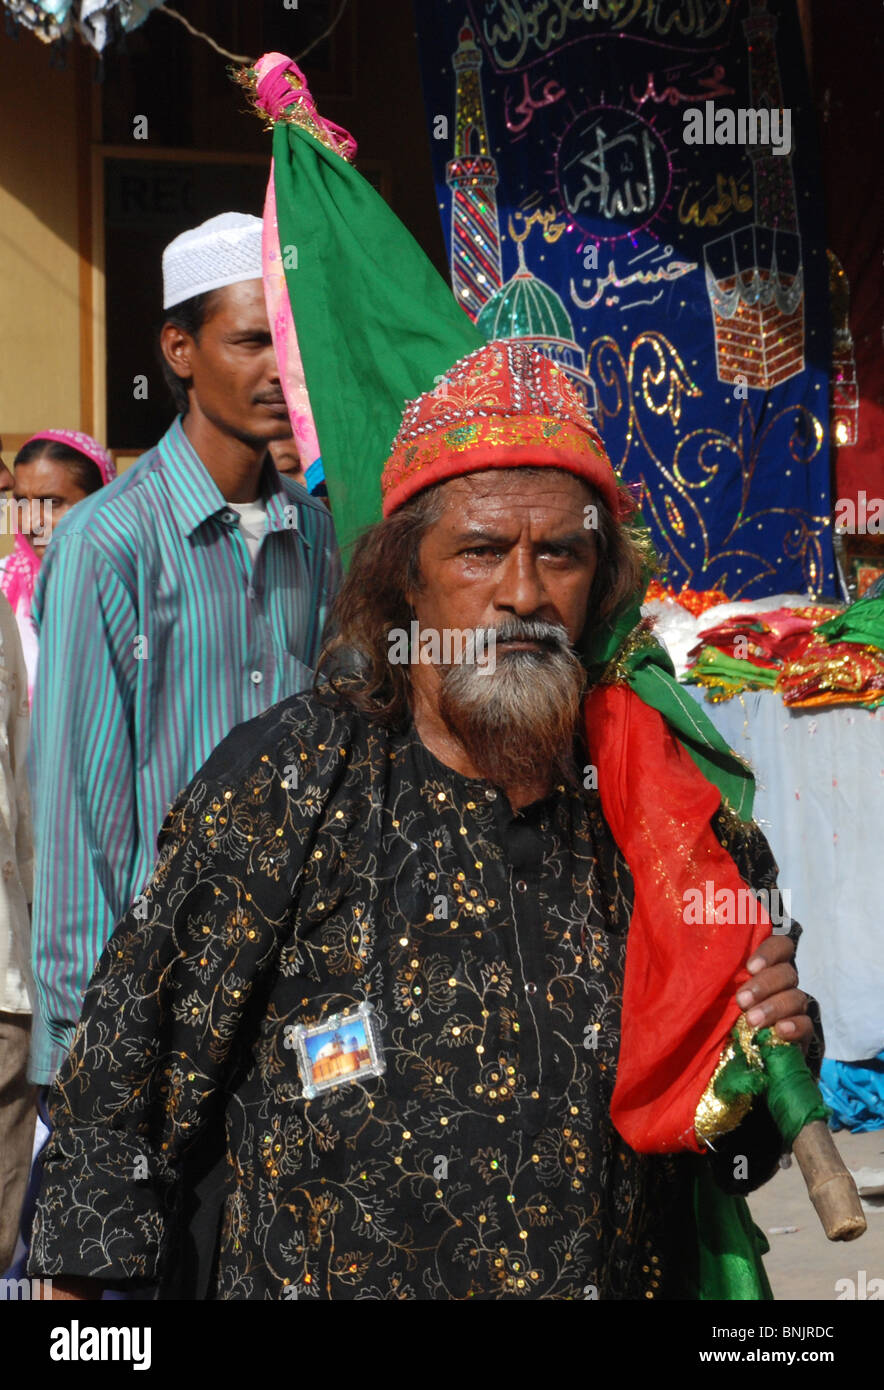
(30, 688), (790, 1300)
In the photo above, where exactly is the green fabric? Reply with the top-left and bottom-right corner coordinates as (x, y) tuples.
(580, 593), (757, 820)
(683, 647), (779, 698)
(693, 1026), (830, 1299)
(813, 595), (884, 651)
(714, 1037), (770, 1108)
(756, 1030), (830, 1146)
(678, 1158), (773, 1301)
(272, 122), (484, 560)
(715, 1027), (830, 1147)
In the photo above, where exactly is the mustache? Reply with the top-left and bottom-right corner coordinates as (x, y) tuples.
(253, 391), (287, 406)
(492, 617), (571, 653)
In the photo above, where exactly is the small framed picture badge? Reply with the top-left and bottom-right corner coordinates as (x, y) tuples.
(289, 1001), (385, 1099)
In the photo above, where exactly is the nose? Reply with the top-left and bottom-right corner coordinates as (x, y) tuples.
(492, 542), (547, 618)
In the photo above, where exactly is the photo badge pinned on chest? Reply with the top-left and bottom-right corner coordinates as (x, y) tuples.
(287, 1001), (386, 1099)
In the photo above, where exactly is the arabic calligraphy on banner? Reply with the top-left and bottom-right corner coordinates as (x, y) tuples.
(415, 0), (834, 598)
(477, 0), (733, 71)
(557, 108), (671, 236)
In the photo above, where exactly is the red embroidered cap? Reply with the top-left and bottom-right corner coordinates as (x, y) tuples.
(381, 340), (622, 517)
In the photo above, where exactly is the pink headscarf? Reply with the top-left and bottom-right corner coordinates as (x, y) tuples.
(21, 428), (117, 487)
(1, 428), (117, 612)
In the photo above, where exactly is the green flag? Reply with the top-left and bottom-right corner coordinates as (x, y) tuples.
(272, 123), (484, 560)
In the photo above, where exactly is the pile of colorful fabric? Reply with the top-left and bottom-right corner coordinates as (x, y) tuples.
(684, 595), (884, 709)
(779, 599), (884, 708)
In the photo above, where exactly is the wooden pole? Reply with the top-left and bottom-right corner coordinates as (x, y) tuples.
(792, 1120), (867, 1241)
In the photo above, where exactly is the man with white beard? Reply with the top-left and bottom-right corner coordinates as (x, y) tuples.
(29, 342), (814, 1301)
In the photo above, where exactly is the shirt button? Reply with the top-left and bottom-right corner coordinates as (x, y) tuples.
(515, 879), (527, 893)
(247, 586), (256, 600)
(250, 670), (263, 684)
(222, 510), (236, 524)
(484, 789), (497, 801)
(525, 982), (537, 997)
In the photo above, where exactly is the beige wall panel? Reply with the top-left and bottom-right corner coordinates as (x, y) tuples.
(0, 38), (82, 437)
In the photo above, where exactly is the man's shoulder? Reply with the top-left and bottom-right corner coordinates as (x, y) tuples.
(0, 588), (23, 654)
(278, 478), (336, 534)
(33, 447), (172, 622)
(45, 446), (165, 569)
(56, 447), (162, 532)
(195, 686), (385, 794)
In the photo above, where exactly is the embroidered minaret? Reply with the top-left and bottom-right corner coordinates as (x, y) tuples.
(446, 21), (503, 320)
(704, 0), (805, 389)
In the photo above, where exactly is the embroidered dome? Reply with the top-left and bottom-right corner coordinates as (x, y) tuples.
(477, 242), (576, 342)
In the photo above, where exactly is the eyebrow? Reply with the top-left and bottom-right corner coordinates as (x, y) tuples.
(226, 328), (273, 341)
(452, 526), (593, 549)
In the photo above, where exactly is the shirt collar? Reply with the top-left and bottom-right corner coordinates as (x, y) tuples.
(157, 418), (302, 540)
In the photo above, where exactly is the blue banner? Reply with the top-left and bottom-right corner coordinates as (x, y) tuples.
(414, 0), (834, 598)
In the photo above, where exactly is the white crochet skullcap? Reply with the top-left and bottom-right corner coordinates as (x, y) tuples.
(162, 212), (264, 310)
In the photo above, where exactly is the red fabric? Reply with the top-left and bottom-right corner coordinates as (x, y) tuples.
(688, 607), (840, 669)
(584, 684), (772, 1153)
(382, 439), (622, 518)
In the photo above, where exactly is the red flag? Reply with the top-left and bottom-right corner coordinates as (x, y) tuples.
(585, 684), (772, 1152)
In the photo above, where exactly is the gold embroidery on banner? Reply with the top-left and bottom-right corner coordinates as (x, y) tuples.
(734, 1011), (763, 1068)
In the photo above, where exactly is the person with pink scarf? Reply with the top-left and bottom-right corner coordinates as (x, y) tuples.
(0, 430), (116, 703)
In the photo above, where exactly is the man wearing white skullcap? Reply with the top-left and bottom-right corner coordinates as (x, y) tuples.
(23, 211), (340, 1292)
(161, 211), (266, 309)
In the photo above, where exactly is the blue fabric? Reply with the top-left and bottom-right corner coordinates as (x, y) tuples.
(413, 0), (834, 598)
(820, 1055), (884, 1133)
(305, 454), (326, 493)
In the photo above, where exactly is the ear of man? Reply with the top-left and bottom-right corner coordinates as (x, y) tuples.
(158, 290), (220, 416)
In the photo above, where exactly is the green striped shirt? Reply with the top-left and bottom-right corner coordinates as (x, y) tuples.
(28, 418), (340, 1082)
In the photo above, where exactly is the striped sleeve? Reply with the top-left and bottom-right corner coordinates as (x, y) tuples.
(28, 534), (139, 1083)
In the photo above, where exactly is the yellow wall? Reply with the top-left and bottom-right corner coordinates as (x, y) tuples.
(0, 34), (86, 554)
(0, 38), (83, 433)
